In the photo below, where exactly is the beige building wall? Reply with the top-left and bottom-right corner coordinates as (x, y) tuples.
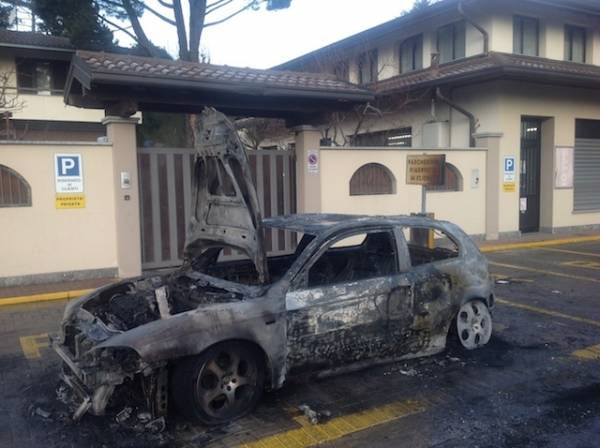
(0, 142), (117, 280)
(319, 148), (487, 236)
(485, 0), (600, 65)
(309, 0), (600, 83)
(0, 57), (106, 123)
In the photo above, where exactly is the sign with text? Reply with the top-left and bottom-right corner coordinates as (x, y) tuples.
(54, 154), (83, 193)
(503, 155), (516, 192)
(406, 155), (445, 186)
(55, 194), (86, 209)
(555, 146), (574, 188)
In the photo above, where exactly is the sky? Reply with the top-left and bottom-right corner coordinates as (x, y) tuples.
(131, 0), (416, 69)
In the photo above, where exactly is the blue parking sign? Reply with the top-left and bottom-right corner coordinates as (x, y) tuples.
(55, 154), (83, 193)
(56, 155), (80, 177)
(504, 156), (515, 173)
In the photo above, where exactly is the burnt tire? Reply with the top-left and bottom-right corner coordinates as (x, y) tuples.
(171, 341), (265, 425)
(450, 300), (492, 351)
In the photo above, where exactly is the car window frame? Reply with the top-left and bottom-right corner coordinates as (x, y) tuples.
(289, 225), (402, 291)
(398, 224), (463, 270)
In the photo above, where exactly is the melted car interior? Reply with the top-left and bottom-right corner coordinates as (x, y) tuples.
(307, 231), (398, 287)
(196, 231), (315, 285)
(403, 226), (460, 266)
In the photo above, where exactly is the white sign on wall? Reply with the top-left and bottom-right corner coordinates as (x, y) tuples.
(54, 154), (83, 193)
(555, 146), (574, 189)
(503, 156), (516, 182)
(307, 149), (319, 174)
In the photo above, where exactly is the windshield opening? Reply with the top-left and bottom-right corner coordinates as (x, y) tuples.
(190, 227), (315, 285)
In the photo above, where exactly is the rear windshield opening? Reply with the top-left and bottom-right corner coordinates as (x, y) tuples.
(402, 226), (459, 266)
(193, 228), (314, 285)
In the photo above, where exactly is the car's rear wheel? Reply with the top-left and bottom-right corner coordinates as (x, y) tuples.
(455, 300), (492, 350)
(171, 341), (265, 425)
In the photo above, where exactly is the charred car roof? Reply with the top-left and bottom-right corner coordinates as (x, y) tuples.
(264, 213), (462, 235)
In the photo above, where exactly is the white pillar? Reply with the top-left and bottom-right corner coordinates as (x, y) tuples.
(293, 126), (322, 213)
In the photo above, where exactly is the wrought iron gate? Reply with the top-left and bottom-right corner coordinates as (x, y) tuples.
(137, 147), (296, 270)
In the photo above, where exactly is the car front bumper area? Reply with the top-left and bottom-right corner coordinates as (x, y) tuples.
(50, 336), (122, 421)
(50, 333), (120, 421)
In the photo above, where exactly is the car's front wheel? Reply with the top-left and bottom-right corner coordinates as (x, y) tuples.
(171, 341), (265, 425)
(454, 300), (492, 350)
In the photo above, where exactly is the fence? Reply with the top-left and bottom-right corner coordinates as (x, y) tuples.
(137, 147), (296, 269)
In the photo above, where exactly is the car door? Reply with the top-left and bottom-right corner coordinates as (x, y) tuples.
(284, 228), (404, 375)
(389, 225), (458, 354)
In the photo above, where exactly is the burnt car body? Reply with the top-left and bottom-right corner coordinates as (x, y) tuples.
(51, 109), (494, 425)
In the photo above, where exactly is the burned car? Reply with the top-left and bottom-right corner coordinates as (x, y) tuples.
(51, 108), (494, 426)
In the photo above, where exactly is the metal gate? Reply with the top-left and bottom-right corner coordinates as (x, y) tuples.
(519, 119), (541, 233)
(138, 147), (296, 270)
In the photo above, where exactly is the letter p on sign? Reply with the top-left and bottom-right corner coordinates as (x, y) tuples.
(56, 155), (81, 177)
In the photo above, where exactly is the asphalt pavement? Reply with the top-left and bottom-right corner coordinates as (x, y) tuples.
(1, 240), (599, 448)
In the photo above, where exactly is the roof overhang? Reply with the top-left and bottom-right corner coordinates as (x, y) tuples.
(64, 51), (373, 120)
(373, 52), (600, 95)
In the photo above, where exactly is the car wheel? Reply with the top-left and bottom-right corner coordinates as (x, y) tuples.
(455, 300), (492, 350)
(171, 341), (265, 425)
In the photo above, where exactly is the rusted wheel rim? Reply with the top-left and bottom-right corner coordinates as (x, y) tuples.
(195, 347), (259, 420)
(456, 300), (492, 350)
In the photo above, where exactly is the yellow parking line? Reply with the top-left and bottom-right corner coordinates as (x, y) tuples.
(496, 298), (600, 328)
(572, 344), (600, 360)
(561, 260), (600, 270)
(540, 247), (600, 258)
(240, 399), (426, 448)
(489, 261), (600, 284)
(480, 235), (600, 253)
(19, 333), (50, 359)
(0, 288), (93, 307)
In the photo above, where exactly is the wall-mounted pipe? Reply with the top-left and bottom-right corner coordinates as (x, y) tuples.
(435, 88), (477, 148)
(458, 0), (489, 54)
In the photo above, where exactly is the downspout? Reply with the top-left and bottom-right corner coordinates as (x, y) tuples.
(458, 0), (489, 54)
(435, 87), (477, 148)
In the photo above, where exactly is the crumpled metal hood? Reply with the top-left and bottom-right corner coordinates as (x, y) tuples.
(184, 108), (269, 283)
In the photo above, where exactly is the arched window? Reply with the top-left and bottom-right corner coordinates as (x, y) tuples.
(350, 163), (395, 196)
(426, 163), (463, 192)
(0, 165), (31, 207)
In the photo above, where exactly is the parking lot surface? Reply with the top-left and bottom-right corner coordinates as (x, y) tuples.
(1, 240), (599, 448)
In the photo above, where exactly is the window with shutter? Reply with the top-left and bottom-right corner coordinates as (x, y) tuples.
(0, 165), (31, 207)
(349, 163), (395, 196)
(565, 25), (586, 63)
(513, 16), (539, 56)
(400, 35), (423, 73)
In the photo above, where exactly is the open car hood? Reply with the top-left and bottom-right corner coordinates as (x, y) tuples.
(184, 108), (269, 283)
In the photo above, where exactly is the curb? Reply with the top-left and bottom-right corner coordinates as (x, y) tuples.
(0, 288), (93, 307)
(480, 235), (600, 253)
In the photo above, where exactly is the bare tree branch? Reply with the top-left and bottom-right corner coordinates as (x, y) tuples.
(157, 0), (174, 7)
(141, 1), (177, 25)
(206, 0), (230, 9)
(206, 0), (234, 15)
(121, 0), (163, 57)
(204, 0), (258, 27)
(97, 13), (139, 42)
(0, 71), (26, 114)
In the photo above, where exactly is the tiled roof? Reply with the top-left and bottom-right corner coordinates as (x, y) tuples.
(0, 29), (73, 50)
(75, 50), (370, 96)
(372, 52), (600, 94)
